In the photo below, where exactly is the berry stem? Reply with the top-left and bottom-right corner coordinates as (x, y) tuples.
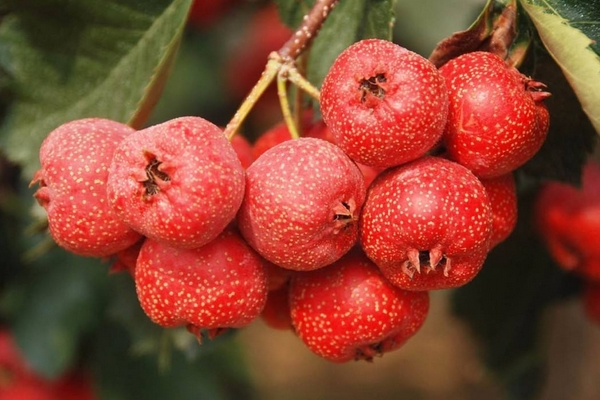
(223, 0), (338, 139)
(285, 66), (321, 101)
(277, 73), (300, 139)
(279, 0), (340, 61)
(224, 55), (281, 141)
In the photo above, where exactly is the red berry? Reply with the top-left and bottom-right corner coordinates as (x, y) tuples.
(107, 117), (245, 249)
(320, 38), (448, 168)
(135, 228), (268, 336)
(480, 173), (518, 249)
(231, 134), (254, 169)
(360, 156), (492, 291)
(305, 120), (384, 188)
(260, 284), (293, 331)
(440, 51), (550, 178)
(238, 138), (366, 271)
(31, 118), (142, 257)
(187, 0), (240, 28)
(109, 238), (144, 276)
(289, 249), (429, 363)
(535, 162), (600, 280)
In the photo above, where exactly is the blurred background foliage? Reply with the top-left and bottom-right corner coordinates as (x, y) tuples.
(1, 0), (599, 399)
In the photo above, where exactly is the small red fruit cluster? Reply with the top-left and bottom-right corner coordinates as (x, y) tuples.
(31, 38), (550, 363)
(535, 161), (600, 324)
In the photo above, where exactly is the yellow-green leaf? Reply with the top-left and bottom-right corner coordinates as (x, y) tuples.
(520, 0), (600, 134)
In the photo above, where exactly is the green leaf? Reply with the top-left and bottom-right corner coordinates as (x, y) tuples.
(90, 322), (257, 400)
(287, 0), (396, 89)
(0, 0), (193, 180)
(275, 0), (315, 28)
(10, 250), (109, 378)
(519, 44), (597, 184)
(519, 0), (600, 134)
(451, 187), (581, 400)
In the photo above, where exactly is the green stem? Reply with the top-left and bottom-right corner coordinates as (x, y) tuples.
(286, 66), (321, 101)
(277, 73), (300, 140)
(223, 55), (282, 141)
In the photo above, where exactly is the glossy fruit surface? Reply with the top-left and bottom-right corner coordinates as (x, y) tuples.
(289, 249), (429, 362)
(135, 228), (267, 335)
(320, 38), (448, 168)
(238, 138), (366, 271)
(107, 116), (245, 249)
(440, 51), (550, 178)
(31, 118), (142, 257)
(360, 156), (492, 291)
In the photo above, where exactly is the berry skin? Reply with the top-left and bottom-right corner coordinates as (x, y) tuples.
(480, 173), (518, 249)
(534, 162), (600, 280)
(107, 116), (245, 249)
(238, 137), (366, 271)
(231, 134), (254, 169)
(360, 156), (493, 291)
(31, 118), (142, 257)
(320, 38), (448, 169)
(135, 228), (268, 337)
(289, 249), (429, 363)
(260, 283), (293, 330)
(440, 51), (550, 178)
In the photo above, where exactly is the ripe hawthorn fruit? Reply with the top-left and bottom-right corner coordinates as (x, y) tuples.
(534, 162), (600, 280)
(135, 228), (268, 338)
(238, 137), (366, 271)
(289, 249), (429, 363)
(440, 51), (550, 178)
(107, 116), (245, 249)
(480, 173), (518, 249)
(320, 38), (448, 169)
(31, 118), (142, 257)
(231, 134), (254, 169)
(360, 156), (492, 291)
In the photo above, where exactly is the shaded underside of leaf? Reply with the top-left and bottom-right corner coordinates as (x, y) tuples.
(520, 0), (600, 135)
(0, 0), (193, 180)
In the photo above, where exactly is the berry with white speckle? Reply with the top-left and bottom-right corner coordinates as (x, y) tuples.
(440, 51), (550, 178)
(480, 173), (518, 249)
(320, 38), (449, 169)
(238, 137), (366, 271)
(289, 248), (429, 363)
(135, 228), (268, 337)
(360, 156), (493, 291)
(31, 118), (142, 257)
(107, 116), (245, 249)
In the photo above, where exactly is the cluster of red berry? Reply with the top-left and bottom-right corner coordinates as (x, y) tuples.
(535, 162), (600, 324)
(31, 38), (550, 363)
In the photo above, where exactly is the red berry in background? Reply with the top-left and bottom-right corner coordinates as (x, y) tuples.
(109, 238), (145, 276)
(135, 228), (268, 337)
(289, 249), (429, 363)
(480, 173), (518, 249)
(231, 134), (254, 169)
(31, 118), (142, 257)
(225, 4), (293, 125)
(320, 38), (448, 169)
(238, 138), (366, 271)
(264, 260), (293, 291)
(440, 51), (551, 178)
(187, 0), (241, 29)
(360, 156), (492, 291)
(260, 284), (293, 331)
(107, 116), (245, 249)
(534, 161), (600, 280)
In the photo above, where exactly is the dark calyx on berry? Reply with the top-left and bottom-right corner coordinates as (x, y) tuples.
(360, 73), (387, 103)
(143, 153), (171, 197)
